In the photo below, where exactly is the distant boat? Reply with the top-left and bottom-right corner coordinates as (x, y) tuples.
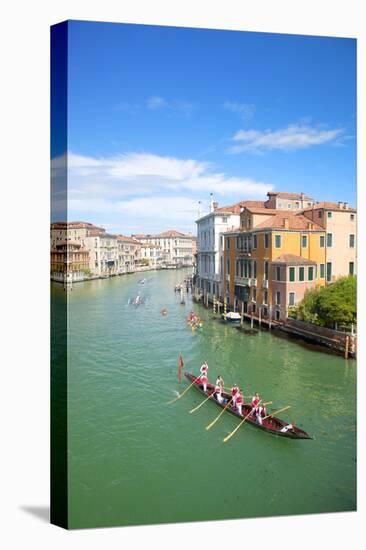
(222, 311), (241, 323)
(138, 278), (146, 284)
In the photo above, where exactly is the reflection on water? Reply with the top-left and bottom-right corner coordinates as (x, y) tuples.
(51, 269), (356, 528)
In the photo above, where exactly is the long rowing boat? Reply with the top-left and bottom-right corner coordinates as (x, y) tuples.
(185, 372), (312, 439)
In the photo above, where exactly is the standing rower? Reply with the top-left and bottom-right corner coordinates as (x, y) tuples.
(200, 361), (208, 376)
(231, 384), (239, 408)
(236, 390), (244, 416)
(200, 372), (208, 393)
(214, 382), (224, 404)
(215, 375), (224, 389)
(255, 402), (266, 425)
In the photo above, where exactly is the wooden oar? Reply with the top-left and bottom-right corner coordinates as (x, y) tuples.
(167, 379), (197, 404)
(206, 398), (233, 430)
(189, 392), (215, 413)
(223, 406), (257, 443)
(262, 405), (291, 421)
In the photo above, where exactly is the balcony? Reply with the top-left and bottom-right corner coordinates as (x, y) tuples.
(234, 276), (250, 287)
(249, 278), (257, 287)
(262, 279), (269, 289)
(236, 248), (252, 257)
(226, 274), (230, 282)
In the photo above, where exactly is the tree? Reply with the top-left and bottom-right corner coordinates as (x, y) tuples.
(294, 276), (356, 329)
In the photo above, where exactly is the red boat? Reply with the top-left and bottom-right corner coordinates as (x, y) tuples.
(185, 372), (312, 440)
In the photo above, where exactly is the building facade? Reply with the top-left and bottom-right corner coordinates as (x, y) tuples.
(302, 202), (357, 281)
(139, 243), (163, 269)
(223, 211), (326, 321)
(85, 232), (119, 277)
(133, 230), (194, 267)
(50, 241), (90, 283)
(117, 236), (141, 274)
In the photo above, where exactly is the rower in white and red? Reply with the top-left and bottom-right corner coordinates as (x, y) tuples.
(200, 362), (208, 375)
(214, 383), (224, 404)
(200, 373), (208, 392)
(231, 384), (239, 407)
(236, 390), (244, 416)
(251, 392), (260, 408)
(255, 403), (266, 425)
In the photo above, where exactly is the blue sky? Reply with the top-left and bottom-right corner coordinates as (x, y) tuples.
(52, 20), (356, 234)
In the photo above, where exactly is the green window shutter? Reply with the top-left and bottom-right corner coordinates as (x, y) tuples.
(289, 267), (295, 282)
(299, 267), (305, 281)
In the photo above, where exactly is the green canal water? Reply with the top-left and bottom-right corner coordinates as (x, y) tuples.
(51, 269), (356, 529)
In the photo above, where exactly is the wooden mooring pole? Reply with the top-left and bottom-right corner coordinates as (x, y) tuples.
(240, 301), (244, 327)
(345, 335), (349, 360)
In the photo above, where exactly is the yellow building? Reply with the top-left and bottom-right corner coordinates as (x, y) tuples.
(223, 210), (326, 321)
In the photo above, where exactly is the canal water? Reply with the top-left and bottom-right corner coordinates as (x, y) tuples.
(52, 269), (356, 529)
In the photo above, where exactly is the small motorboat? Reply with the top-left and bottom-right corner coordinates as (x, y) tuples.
(222, 311), (241, 323)
(138, 278), (146, 285)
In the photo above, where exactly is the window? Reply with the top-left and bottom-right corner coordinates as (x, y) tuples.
(289, 267), (295, 282)
(275, 291), (281, 305)
(326, 262), (332, 282)
(226, 259), (230, 274)
(289, 292), (295, 306)
(275, 266), (281, 281)
(349, 262), (354, 276)
(320, 235), (325, 248)
(247, 218), (251, 228)
(252, 303), (256, 314)
(318, 211), (323, 218)
(308, 266), (314, 281)
(264, 261), (269, 280)
(327, 233), (332, 247)
(320, 264), (325, 278)
(253, 234), (258, 248)
(302, 235), (308, 248)
(222, 216), (228, 223)
(288, 203), (291, 208)
(252, 289), (257, 302)
(350, 214), (355, 221)
(263, 290), (268, 304)
(307, 202), (312, 207)
(327, 211), (332, 218)
(253, 261), (257, 278)
(264, 233), (269, 248)
(275, 310), (281, 321)
(227, 238), (230, 249)
(275, 235), (281, 248)
(349, 234), (355, 248)
(299, 267), (305, 281)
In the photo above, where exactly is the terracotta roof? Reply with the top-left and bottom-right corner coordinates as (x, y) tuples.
(51, 221), (105, 231)
(254, 213), (324, 231)
(272, 254), (317, 266)
(215, 200), (265, 214)
(117, 235), (141, 244)
(302, 201), (357, 213)
(267, 192), (313, 200)
(242, 206), (283, 215)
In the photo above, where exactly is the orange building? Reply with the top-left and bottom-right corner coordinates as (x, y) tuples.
(223, 211), (326, 321)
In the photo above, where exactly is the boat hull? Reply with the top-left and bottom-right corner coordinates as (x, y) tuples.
(185, 372), (312, 440)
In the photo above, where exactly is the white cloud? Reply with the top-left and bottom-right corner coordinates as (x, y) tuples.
(224, 102), (256, 120)
(229, 124), (345, 153)
(146, 96), (167, 109)
(53, 151), (274, 231)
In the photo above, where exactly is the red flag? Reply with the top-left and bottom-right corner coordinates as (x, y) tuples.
(178, 352), (184, 381)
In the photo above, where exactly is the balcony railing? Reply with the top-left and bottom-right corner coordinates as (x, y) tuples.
(262, 279), (269, 289)
(249, 278), (257, 287)
(234, 276), (250, 286)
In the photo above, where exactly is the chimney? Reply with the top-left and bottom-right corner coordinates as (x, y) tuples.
(210, 193), (214, 213)
(307, 222), (313, 229)
(344, 202), (349, 210)
(301, 192), (305, 200)
(338, 201), (344, 209)
(283, 218), (289, 229)
(213, 201), (219, 210)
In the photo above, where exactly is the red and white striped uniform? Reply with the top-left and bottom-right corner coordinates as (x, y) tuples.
(231, 385), (239, 404)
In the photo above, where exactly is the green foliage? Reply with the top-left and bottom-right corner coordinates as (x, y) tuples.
(140, 258), (150, 266)
(295, 276), (356, 329)
(81, 268), (92, 276)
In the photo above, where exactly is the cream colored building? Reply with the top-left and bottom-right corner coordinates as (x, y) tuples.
(303, 201), (356, 281)
(50, 221), (105, 248)
(117, 236), (141, 274)
(85, 231), (119, 276)
(133, 230), (194, 267)
(139, 243), (162, 269)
